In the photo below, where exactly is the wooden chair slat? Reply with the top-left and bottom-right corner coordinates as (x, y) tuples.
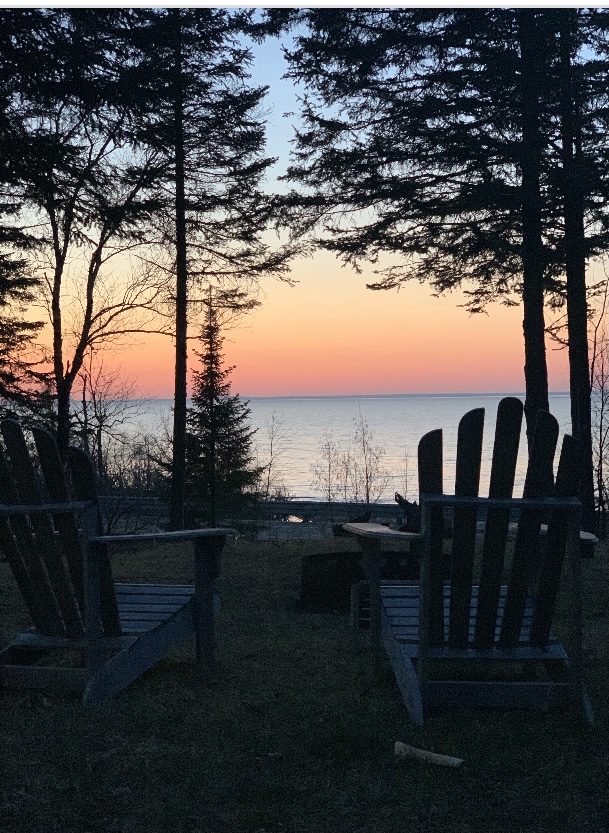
(1, 421), (83, 638)
(530, 435), (581, 647)
(499, 506), (544, 647)
(449, 408), (484, 648)
(67, 446), (122, 637)
(475, 397), (523, 647)
(523, 410), (559, 498)
(33, 426), (85, 608)
(421, 504), (445, 646)
(500, 411), (559, 648)
(418, 428), (444, 645)
(488, 397), (524, 497)
(454, 408), (485, 497)
(0, 446), (63, 635)
(418, 428), (442, 496)
(0, 516), (51, 634)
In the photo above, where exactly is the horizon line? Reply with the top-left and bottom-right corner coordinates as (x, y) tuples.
(128, 390), (571, 401)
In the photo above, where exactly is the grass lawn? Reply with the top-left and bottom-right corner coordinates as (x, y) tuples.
(0, 535), (607, 833)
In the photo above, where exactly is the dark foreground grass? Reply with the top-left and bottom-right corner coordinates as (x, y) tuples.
(0, 536), (607, 833)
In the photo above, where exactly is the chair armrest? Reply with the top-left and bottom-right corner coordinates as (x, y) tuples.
(0, 500), (95, 515)
(421, 494), (582, 511)
(87, 527), (236, 549)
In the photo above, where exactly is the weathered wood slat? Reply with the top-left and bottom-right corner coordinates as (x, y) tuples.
(381, 608), (423, 725)
(2, 420), (83, 638)
(390, 621), (550, 639)
(89, 528), (235, 546)
(418, 428), (443, 497)
(500, 411), (560, 648)
(0, 513), (48, 633)
(67, 447), (122, 637)
(0, 444), (64, 635)
(523, 410), (560, 499)
(397, 643), (567, 661)
(119, 623), (165, 634)
(341, 523), (420, 542)
(115, 583), (195, 594)
(417, 427), (446, 649)
(116, 593), (194, 606)
(500, 508), (544, 647)
(421, 502), (445, 646)
(475, 397), (523, 647)
(33, 426), (85, 608)
(531, 434), (581, 647)
(449, 408), (484, 648)
(118, 606), (186, 617)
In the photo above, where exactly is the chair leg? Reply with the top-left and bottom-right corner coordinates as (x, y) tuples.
(83, 603), (195, 705)
(381, 625), (424, 725)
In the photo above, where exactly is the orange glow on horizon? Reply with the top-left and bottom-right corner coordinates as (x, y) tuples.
(108, 251), (570, 398)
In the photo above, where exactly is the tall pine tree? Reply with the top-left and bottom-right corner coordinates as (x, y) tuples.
(0, 10), (63, 414)
(119, 8), (293, 528)
(186, 291), (262, 526)
(265, 7), (608, 524)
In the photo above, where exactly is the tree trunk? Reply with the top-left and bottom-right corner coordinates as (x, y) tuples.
(207, 300), (218, 526)
(169, 8), (188, 531)
(559, 9), (596, 533)
(56, 380), (71, 458)
(518, 10), (552, 490)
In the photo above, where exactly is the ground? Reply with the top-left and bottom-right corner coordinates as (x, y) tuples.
(0, 536), (607, 833)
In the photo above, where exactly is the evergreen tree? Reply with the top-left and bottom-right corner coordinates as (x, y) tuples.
(0, 8), (167, 451)
(186, 293), (263, 526)
(0, 243), (49, 413)
(0, 10), (58, 414)
(265, 7), (608, 523)
(119, 8), (293, 529)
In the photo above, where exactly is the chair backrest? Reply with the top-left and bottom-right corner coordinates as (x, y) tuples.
(418, 400), (582, 652)
(0, 419), (120, 639)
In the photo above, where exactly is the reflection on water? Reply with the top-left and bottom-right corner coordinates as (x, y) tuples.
(125, 393), (571, 502)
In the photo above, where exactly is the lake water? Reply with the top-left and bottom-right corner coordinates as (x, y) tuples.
(129, 393), (572, 502)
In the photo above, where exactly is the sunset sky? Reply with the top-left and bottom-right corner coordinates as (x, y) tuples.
(121, 253), (571, 399)
(105, 25), (576, 399)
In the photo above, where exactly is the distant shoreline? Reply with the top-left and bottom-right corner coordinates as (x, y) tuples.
(128, 391), (571, 402)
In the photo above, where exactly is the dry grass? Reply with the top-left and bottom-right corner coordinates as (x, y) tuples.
(0, 535), (607, 833)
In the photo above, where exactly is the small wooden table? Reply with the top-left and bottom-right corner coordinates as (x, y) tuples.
(342, 523), (422, 669)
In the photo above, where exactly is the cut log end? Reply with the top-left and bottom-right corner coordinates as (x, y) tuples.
(394, 740), (464, 768)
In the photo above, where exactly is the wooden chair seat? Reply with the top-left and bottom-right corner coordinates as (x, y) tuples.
(380, 583), (566, 659)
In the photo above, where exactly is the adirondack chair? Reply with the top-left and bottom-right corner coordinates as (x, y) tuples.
(0, 418), (234, 705)
(346, 397), (593, 724)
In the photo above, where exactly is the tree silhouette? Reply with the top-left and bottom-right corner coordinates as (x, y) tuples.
(0, 9), (167, 451)
(186, 291), (262, 526)
(266, 7), (608, 523)
(120, 8), (293, 528)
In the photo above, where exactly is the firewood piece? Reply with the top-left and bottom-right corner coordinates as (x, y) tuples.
(394, 741), (464, 767)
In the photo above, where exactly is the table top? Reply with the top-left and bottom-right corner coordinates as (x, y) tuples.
(342, 522), (422, 542)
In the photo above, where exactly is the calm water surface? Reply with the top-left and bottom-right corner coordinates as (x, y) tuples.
(131, 393), (572, 502)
